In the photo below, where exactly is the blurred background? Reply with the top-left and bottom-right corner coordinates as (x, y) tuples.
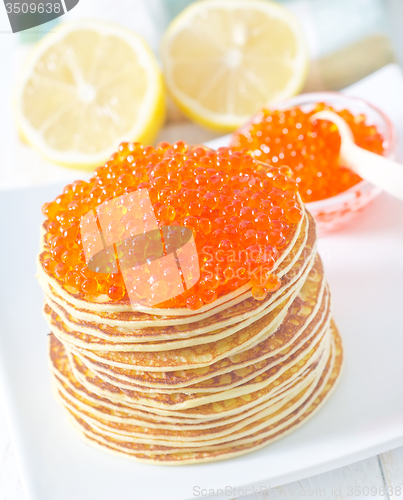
(1, 0), (403, 188)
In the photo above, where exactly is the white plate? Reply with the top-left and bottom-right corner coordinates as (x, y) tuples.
(0, 186), (403, 500)
(1, 65), (403, 500)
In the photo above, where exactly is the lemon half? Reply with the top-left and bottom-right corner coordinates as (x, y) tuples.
(14, 21), (165, 171)
(162, 0), (308, 132)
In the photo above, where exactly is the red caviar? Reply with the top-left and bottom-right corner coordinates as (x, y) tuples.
(41, 142), (304, 309)
(231, 103), (385, 202)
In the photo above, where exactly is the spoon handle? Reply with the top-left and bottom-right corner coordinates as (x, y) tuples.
(311, 110), (403, 202)
(342, 144), (403, 201)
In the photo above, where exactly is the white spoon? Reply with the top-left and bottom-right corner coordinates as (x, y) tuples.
(311, 110), (403, 201)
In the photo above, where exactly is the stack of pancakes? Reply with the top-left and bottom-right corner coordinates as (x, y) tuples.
(37, 207), (343, 464)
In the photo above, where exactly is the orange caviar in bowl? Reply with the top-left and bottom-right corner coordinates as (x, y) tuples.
(41, 142), (304, 310)
(231, 101), (386, 203)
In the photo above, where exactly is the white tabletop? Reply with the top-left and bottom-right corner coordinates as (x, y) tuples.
(1, 13), (403, 495)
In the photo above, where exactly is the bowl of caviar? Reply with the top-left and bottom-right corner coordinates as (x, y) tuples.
(231, 92), (397, 234)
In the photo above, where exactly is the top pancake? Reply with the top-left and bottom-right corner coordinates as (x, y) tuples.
(37, 200), (308, 318)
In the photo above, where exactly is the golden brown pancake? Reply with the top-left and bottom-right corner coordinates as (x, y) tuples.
(53, 323), (342, 464)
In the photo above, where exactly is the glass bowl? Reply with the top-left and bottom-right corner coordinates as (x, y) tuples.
(271, 91), (398, 235)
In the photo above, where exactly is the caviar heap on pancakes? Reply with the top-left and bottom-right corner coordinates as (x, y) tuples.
(231, 103), (385, 203)
(41, 142), (304, 310)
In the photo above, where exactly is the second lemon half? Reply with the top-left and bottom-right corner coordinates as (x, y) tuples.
(162, 0), (308, 132)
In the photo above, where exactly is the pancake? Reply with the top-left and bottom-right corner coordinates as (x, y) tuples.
(38, 190), (343, 464)
(57, 323), (342, 463)
(37, 198), (306, 317)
